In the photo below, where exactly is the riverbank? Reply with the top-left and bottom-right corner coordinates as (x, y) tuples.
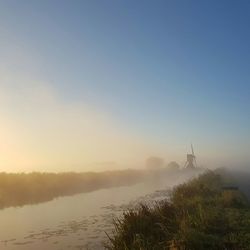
(106, 170), (250, 250)
(0, 167), (202, 210)
(0, 170), (144, 209)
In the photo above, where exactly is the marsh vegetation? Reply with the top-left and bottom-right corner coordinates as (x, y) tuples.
(0, 170), (144, 209)
(106, 170), (250, 250)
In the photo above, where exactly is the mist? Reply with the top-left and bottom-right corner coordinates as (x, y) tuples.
(1, 72), (250, 172)
(0, 73), (156, 172)
(1, 1), (250, 248)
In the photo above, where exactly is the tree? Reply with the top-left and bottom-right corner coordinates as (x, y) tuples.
(166, 161), (180, 171)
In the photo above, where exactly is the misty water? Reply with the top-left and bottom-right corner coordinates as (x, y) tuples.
(0, 178), (173, 250)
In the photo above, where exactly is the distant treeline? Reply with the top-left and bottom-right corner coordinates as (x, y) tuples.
(106, 170), (250, 250)
(0, 170), (145, 209)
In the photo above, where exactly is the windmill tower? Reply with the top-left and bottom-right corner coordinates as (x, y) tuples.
(184, 144), (197, 169)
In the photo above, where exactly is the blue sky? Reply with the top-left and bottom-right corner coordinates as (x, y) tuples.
(0, 0), (250, 171)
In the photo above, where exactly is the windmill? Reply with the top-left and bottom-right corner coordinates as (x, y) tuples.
(184, 144), (197, 169)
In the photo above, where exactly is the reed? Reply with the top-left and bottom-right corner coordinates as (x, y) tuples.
(106, 170), (250, 250)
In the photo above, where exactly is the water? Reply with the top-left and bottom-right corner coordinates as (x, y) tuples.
(0, 179), (171, 250)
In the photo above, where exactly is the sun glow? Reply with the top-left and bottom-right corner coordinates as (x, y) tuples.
(0, 72), (153, 172)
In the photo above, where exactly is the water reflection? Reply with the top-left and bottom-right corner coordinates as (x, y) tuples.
(0, 180), (169, 250)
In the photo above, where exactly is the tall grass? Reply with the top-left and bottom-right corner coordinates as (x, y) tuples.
(106, 170), (250, 250)
(0, 169), (144, 209)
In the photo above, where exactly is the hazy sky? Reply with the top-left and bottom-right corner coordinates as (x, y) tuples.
(0, 0), (250, 172)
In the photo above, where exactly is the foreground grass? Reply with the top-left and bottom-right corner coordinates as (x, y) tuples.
(106, 170), (250, 250)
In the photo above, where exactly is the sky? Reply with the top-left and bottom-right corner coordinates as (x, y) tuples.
(0, 0), (250, 172)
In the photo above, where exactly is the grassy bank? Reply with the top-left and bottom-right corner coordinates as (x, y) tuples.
(106, 170), (250, 250)
(0, 169), (144, 209)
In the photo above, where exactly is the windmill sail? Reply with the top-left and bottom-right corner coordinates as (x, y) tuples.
(191, 144), (197, 168)
(191, 144), (194, 156)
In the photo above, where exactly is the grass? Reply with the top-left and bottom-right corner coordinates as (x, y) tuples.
(0, 169), (144, 209)
(105, 170), (250, 250)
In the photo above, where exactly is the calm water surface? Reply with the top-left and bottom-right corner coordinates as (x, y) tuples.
(0, 179), (171, 250)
